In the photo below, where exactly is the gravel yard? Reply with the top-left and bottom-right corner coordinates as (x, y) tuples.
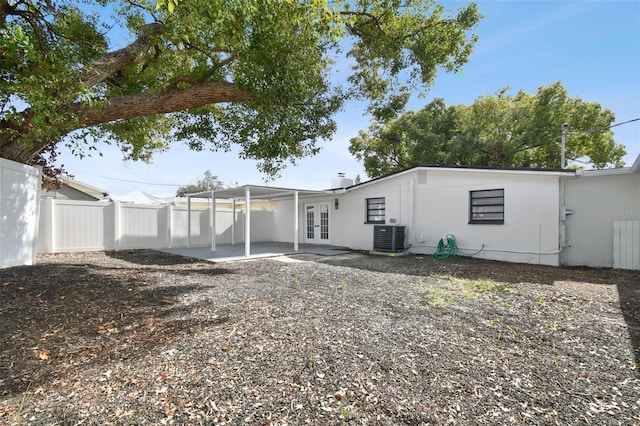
(0, 250), (639, 425)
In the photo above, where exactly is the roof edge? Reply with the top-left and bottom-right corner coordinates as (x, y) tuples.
(632, 154), (640, 172)
(187, 184), (328, 200)
(341, 164), (576, 191)
(579, 154), (640, 177)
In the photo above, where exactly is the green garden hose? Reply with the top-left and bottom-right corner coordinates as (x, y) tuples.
(432, 234), (484, 259)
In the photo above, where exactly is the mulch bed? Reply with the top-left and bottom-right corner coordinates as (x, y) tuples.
(0, 250), (639, 425)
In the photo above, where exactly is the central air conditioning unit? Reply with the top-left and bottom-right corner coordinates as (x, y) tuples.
(373, 225), (406, 253)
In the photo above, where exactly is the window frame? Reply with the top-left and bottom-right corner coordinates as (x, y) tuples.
(469, 189), (505, 225)
(365, 197), (386, 224)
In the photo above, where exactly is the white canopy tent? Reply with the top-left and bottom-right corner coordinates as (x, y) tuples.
(186, 185), (327, 257)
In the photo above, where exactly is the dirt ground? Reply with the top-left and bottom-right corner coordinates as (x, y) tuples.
(0, 250), (639, 425)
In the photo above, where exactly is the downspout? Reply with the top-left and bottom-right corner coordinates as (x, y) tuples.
(559, 174), (574, 266)
(408, 177), (415, 250)
(560, 177), (566, 251)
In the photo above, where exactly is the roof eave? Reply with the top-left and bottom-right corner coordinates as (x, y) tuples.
(343, 165), (576, 191)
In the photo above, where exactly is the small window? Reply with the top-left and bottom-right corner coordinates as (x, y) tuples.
(366, 197), (385, 224)
(470, 189), (504, 224)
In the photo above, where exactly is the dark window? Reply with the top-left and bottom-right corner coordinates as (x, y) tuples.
(470, 189), (504, 224)
(366, 197), (385, 224)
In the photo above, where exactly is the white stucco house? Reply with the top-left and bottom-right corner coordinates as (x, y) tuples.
(222, 165), (575, 267)
(562, 155), (640, 269)
(33, 156), (640, 270)
(335, 166), (572, 266)
(203, 158), (639, 269)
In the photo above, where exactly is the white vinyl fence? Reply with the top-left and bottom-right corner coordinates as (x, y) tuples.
(37, 199), (275, 253)
(0, 158), (42, 268)
(613, 220), (640, 270)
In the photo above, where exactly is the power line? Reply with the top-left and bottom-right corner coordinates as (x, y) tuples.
(70, 170), (188, 187)
(568, 117), (640, 135)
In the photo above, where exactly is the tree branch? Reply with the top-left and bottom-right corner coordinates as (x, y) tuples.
(340, 10), (385, 39)
(71, 81), (250, 126)
(77, 22), (165, 91)
(0, 82), (250, 163)
(0, 0), (12, 25)
(339, 11), (384, 30)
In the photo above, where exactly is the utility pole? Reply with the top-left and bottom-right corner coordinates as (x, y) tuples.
(561, 122), (569, 168)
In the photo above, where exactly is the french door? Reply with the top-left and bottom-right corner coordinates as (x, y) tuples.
(304, 202), (330, 244)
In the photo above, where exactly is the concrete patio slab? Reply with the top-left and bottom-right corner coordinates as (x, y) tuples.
(157, 242), (348, 263)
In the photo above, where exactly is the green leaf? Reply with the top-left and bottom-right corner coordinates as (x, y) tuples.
(350, 82), (626, 177)
(1, 0), (482, 183)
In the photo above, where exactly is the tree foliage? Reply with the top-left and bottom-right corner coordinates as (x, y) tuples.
(0, 0), (480, 181)
(349, 82), (626, 178)
(175, 170), (225, 197)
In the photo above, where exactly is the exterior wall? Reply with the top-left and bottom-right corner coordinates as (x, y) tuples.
(260, 193), (358, 248)
(333, 181), (403, 250)
(37, 200), (276, 253)
(411, 170), (561, 265)
(333, 169), (563, 266)
(562, 172), (640, 268)
(271, 196), (338, 244)
(0, 158), (42, 268)
(271, 199), (296, 243)
(245, 210), (276, 242)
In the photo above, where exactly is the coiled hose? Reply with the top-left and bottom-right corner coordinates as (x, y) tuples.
(432, 234), (484, 259)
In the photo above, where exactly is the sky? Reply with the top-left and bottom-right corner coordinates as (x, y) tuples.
(57, 0), (640, 197)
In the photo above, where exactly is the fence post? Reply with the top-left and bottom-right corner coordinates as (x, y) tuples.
(48, 197), (56, 253)
(166, 204), (173, 248)
(113, 201), (121, 251)
(211, 191), (216, 252)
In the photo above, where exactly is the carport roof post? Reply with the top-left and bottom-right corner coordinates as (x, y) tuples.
(185, 185), (329, 257)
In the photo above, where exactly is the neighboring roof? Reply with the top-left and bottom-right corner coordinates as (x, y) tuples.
(342, 164), (577, 192)
(187, 185), (327, 200)
(62, 178), (109, 199)
(42, 178), (109, 200)
(110, 190), (174, 205)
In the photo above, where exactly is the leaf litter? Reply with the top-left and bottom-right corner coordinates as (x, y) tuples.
(0, 250), (638, 425)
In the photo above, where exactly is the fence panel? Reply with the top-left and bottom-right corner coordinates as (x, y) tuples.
(58, 201), (110, 251)
(38, 199), (274, 253)
(0, 158), (41, 268)
(119, 203), (168, 249)
(36, 200), (277, 253)
(38, 200), (112, 252)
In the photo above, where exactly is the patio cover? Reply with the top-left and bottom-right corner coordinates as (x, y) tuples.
(186, 185), (328, 257)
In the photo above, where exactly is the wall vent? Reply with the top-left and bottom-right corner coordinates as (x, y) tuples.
(373, 225), (406, 253)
